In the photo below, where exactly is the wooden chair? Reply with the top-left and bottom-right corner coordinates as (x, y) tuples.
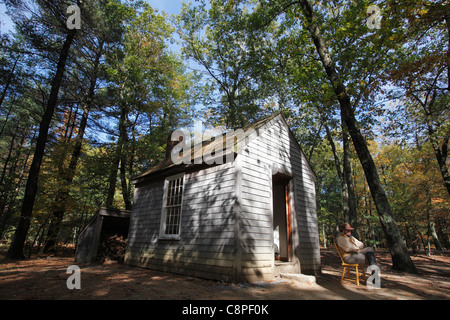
(334, 243), (366, 286)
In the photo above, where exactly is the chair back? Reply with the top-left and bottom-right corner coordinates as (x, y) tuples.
(334, 243), (345, 263)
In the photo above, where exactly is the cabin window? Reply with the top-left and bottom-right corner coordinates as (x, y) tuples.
(159, 173), (184, 239)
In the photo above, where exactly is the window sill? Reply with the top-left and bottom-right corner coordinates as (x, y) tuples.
(158, 235), (181, 241)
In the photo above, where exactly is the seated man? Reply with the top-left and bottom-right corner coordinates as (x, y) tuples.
(336, 223), (378, 269)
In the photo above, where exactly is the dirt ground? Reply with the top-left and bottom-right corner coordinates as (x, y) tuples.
(0, 247), (449, 300)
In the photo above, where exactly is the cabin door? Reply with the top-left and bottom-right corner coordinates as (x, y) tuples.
(272, 173), (292, 262)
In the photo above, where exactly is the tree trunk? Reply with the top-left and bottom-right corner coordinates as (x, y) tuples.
(105, 145), (121, 208)
(322, 121), (349, 219)
(342, 123), (358, 233)
(106, 103), (128, 208)
(298, 0), (417, 273)
(319, 107), (358, 231)
(120, 153), (132, 210)
(6, 29), (77, 259)
(119, 104), (132, 211)
(323, 122), (358, 231)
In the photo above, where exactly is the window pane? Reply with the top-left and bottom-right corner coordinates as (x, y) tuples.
(164, 176), (183, 236)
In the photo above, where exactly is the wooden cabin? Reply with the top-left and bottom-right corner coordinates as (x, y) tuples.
(125, 112), (320, 282)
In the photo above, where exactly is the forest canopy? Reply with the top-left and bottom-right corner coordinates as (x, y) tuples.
(0, 0), (448, 271)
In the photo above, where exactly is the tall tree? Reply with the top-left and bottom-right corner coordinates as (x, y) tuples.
(6, 0), (80, 259)
(294, 0), (417, 273)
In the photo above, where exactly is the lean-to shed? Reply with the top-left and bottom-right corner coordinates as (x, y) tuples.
(75, 207), (130, 263)
(125, 112), (320, 282)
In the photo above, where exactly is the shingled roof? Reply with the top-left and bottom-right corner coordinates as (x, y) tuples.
(132, 112), (282, 184)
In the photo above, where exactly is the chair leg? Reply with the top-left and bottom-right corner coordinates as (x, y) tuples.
(341, 267), (346, 282)
(355, 266), (359, 286)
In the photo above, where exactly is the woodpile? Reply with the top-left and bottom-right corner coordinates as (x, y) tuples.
(97, 234), (127, 264)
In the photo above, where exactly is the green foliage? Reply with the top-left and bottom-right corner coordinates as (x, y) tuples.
(176, 0), (276, 128)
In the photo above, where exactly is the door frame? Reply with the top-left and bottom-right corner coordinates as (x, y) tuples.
(271, 171), (294, 262)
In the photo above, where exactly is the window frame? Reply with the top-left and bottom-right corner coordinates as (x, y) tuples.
(159, 172), (185, 240)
